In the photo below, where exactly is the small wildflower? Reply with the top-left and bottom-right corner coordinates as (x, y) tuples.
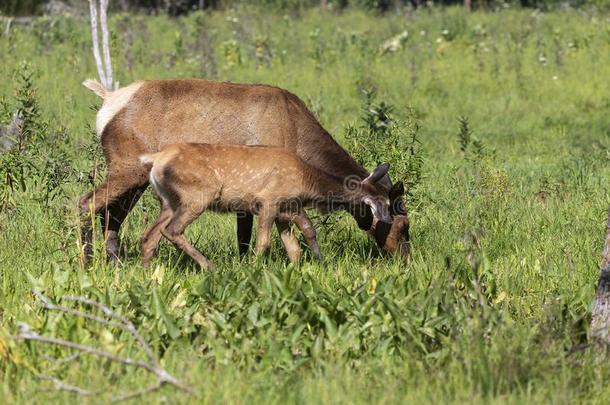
(538, 53), (547, 64)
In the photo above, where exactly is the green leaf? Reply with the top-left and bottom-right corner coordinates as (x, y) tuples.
(152, 289), (180, 340)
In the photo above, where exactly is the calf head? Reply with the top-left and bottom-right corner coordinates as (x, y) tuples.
(356, 163), (393, 224)
(345, 164), (411, 259)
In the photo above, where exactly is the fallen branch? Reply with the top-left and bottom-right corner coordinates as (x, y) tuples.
(12, 290), (192, 401)
(590, 208), (610, 345)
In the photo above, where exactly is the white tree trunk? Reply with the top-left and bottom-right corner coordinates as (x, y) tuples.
(100, 0), (114, 89)
(88, 0), (117, 91)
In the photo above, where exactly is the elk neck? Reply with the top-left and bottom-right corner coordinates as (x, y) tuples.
(301, 163), (358, 206)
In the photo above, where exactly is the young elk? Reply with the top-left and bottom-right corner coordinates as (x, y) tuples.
(139, 143), (392, 270)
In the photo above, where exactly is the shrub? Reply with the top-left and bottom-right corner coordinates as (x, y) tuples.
(345, 86), (424, 202)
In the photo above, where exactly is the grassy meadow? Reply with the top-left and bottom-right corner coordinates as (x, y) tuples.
(1, 5), (610, 403)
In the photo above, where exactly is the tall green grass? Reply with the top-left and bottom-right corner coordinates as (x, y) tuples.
(0, 6), (609, 404)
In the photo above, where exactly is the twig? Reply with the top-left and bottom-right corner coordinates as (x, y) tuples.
(62, 293), (158, 366)
(33, 289), (124, 330)
(42, 352), (81, 364)
(37, 374), (96, 396)
(111, 381), (164, 402)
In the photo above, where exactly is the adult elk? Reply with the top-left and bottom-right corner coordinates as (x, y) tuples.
(139, 143), (392, 269)
(80, 79), (410, 261)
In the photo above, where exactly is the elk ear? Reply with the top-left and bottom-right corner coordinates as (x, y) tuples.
(389, 181), (405, 201)
(362, 163), (390, 185)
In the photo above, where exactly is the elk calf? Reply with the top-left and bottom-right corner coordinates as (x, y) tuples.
(140, 143), (392, 270)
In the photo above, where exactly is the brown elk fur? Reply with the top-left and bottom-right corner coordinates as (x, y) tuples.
(139, 143), (392, 270)
(80, 78), (409, 261)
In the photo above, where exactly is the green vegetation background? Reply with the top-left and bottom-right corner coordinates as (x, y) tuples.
(0, 5), (609, 404)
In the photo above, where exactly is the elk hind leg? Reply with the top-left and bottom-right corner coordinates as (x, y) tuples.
(236, 212), (253, 257)
(79, 171), (146, 262)
(102, 184), (148, 261)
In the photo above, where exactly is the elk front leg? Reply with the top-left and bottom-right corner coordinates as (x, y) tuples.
(161, 206), (215, 271)
(236, 212), (253, 256)
(275, 219), (301, 264)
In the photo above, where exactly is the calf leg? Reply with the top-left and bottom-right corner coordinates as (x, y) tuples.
(236, 212), (253, 256)
(140, 201), (173, 267)
(293, 212), (322, 260)
(277, 211), (322, 260)
(161, 206), (215, 271)
(255, 211), (276, 256)
(275, 219), (301, 264)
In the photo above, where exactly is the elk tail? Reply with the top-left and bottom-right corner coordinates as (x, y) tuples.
(82, 79), (109, 99)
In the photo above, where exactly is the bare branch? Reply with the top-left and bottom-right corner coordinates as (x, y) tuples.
(32, 289), (126, 332)
(14, 322), (158, 374)
(12, 290), (193, 401)
(62, 294), (158, 367)
(88, 0), (108, 89)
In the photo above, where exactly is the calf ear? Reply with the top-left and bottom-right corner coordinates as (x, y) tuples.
(362, 163), (390, 185)
(389, 181), (406, 215)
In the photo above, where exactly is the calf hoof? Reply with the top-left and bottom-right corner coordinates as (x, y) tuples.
(201, 260), (216, 272)
(311, 244), (323, 261)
